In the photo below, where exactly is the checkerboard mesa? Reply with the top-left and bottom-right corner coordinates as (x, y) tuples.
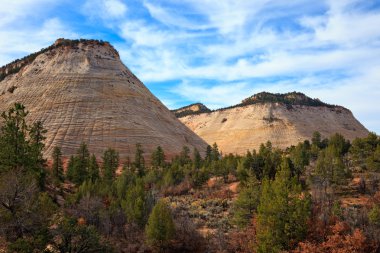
(0, 38), (207, 161)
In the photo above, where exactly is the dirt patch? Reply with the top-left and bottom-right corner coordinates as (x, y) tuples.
(341, 195), (371, 208)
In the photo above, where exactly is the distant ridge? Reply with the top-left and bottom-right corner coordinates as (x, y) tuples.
(173, 91), (341, 118)
(240, 91), (335, 108)
(171, 103), (211, 118)
(175, 91), (368, 155)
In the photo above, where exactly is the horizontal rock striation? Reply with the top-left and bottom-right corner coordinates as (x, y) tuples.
(0, 39), (207, 161)
(177, 94), (369, 155)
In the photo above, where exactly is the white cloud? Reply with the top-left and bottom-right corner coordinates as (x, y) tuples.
(104, 0), (127, 18)
(173, 81), (251, 109)
(300, 10), (380, 47)
(0, 0), (56, 27)
(143, 1), (208, 30)
(119, 21), (168, 46)
(82, 0), (127, 21)
(0, 18), (78, 66)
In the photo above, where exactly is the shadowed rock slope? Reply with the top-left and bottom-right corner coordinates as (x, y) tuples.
(0, 39), (207, 160)
(175, 92), (369, 155)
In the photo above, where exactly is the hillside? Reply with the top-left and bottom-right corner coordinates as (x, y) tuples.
(171, 103), (211, 118)
(0, 38), (207, 161)
(176, 92), (368, 154)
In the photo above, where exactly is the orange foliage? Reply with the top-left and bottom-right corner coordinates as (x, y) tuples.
(292, 221), (375, 253)
(77, 217), (86, 226)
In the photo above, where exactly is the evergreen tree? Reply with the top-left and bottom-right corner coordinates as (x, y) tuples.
(328, 133), (350, 156)
(29, 121), (47, 188)
(350, 133), (379, 170)
(0, 104), (47, 188)
(102, 148), (119, 183)
(316, 147), (348, 185)
(237, 160), (250, 185)
(51, 216), (112, 252)
(243, 150), (253, 170)
(211, 142), (220, 161)
(350, 138), (370, 168)
(67, 142), (90, 185)
(51, 147), (64, 184)
(290, 142), (310, 179)
(76, 142), (90, 170)
(258, 142), (281, 180)
(151, 146), (165, 168)
(88, 154), (100, 182)
(0, 103), (30, 173)
(179, 146), (191, 165)
(192, 147), (202, 170)
(312, 131), (322, 148)
(256, 158), (311, 253)
(123, 179), (149, 227)
(368, 204), (380, 226)
(66, 155), (76, 181)
(233, 177), (260, 228)
(134, 143), (145, 177)
(145, 200), (175, 250)
(205, 145), (212, 164)
(366, 144), (380, 172)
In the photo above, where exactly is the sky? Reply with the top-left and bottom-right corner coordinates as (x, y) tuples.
(0, 0), (379, 133)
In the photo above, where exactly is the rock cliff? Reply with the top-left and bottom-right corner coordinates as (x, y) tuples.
(175, 92), (368, 155)
(0, 39), (207, 161)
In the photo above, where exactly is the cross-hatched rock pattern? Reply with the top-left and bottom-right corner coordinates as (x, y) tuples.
(178, 102), (369, 155)
(0, 39), (207, 161)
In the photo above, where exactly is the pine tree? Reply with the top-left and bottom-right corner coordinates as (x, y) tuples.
(0, 104), (47, 188)
(233, 176), (260, 228)
(151, 146), (165, 168)
(329, 133), (350, 156)
(290, 142), (310, 180)
(205, 145), (212, 164)
(179, 146), (191, 165)
(368, 204), (380, 226)
(145, 200), (175, 250)
(67, 142), (90, 185)
(29, 121), (47, 188)
(66, 155), (76, 181)
(134, 143), (145, 177)
(77, 142), (90, 171)
(312, 131), (322, 148)
(256, 158), (311, 253)
(192, 148), (202, 170)
(123, 179), (148, 227)
(88, 154), (99, 182)
(102, 148), (119, 183)
(316, 146), (348, 185)
(51, 147), (64, 184)
(237, 160), (250, 184)
(0, 103), (30, 173)
(211, 142), (220, 161)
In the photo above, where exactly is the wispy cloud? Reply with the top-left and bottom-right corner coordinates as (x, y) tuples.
(173, 81), (252, 109)
(82, 0), (127, 20)
(110, 0), (379, 132)
(0, 0), (378, 132)
(0, 0), (78, 64)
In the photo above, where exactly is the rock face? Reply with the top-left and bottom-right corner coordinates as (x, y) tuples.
(171, 103), (211, 118)
(176, 92), (369, 155)
(0, 39), (207, 161)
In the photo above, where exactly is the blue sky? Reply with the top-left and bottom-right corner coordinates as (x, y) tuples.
(0, 0), (379, 133)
